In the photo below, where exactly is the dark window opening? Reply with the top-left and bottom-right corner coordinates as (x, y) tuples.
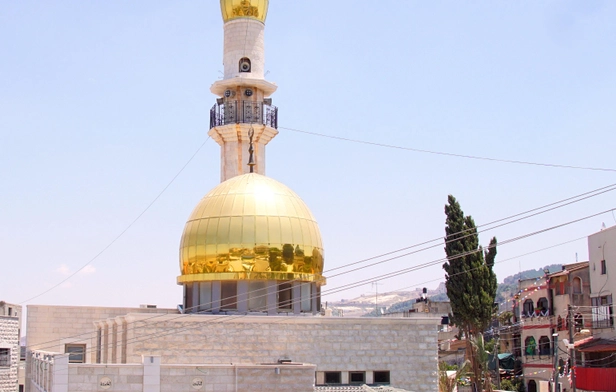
(523, 299), (534, 316)
(601, 259), (607, 275)
(373, 371), (390, 384)
(65, 344), (86, 364)
(324, 372), (341, 384)
(221, 281), (238, 310)
(538, 336), (551, 356)
(278, 281), (293, 310)
(0, 348), (10, 367)
(350, 371), (365, 384)
(536, 297), (548, 315)
(528, 380), (537, 392)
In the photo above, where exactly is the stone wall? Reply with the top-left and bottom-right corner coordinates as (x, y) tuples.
(29, 352), (315, 392)
(26, 305), (178, 363)
(0, 316), (19, 392)
(119, 314), (438, 392)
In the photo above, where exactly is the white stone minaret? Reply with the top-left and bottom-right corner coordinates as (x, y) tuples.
(209, 0), (278, 182)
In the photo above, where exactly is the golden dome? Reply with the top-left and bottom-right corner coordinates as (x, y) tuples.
(178, 173), (324, 284)
(220, 0), (269, 24)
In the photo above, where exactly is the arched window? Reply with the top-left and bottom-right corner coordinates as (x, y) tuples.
(575, 313), (584, 331)
(525, 336), (536, 356)
(536, 297), (548, 315)
(239, 57), (251, 73)
(538, 336), (551, 356)
(573, 277), (582, 294)
(528, 380), (537, 392)
(523, 299), (534, 316)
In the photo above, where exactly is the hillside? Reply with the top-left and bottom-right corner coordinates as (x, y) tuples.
(328, 264), (562, 317)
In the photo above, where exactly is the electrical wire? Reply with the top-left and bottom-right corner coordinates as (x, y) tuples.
(280, 126), (616, 173)
(18, 137), (211, 305)
(27, 204), (616, 355)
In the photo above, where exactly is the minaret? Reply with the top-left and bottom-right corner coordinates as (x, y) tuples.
(209, 0), (278, 182)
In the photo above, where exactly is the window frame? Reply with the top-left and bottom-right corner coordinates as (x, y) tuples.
(65, 344), (86, 364)
(324, 371), (341, 385)
(0, 348), (10, 367)
(349, 371), (366, 384)
(373, 370), (391, 385)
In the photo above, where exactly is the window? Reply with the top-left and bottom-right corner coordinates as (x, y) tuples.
(536, 297), (548, 315)
(525, 336), (536, 356)
(373, 371), (390, 384)
(221, 281), (237, 310)
(538, 336), (551, 356)
(523, 299), (534, 316)
(278, 281), (293, 311)
(350, 371), (366, 384)
(65, 344), (86, 364)
(574, 313), (584, 331)
(0, 348), (10, 367)
(248, 281), (267, 311)
(573, 277), (582, 294)
(324, 371), (341, 384)
(601, 259), (607, 275)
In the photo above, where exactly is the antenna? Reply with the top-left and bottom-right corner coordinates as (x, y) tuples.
(247, 127), (256, 173)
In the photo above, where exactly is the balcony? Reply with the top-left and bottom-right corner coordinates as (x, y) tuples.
(210, 100), (278, 129)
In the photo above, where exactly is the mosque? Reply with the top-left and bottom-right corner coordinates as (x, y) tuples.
(25, 1), (438, 391)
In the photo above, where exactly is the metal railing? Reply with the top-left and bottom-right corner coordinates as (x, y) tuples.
(210, 100), (278, 129)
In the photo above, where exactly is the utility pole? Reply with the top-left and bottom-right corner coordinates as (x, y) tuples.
(568, 304), (577, 392)
(553, 332), (560, 392)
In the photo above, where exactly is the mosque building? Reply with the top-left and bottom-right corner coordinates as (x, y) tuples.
(24, 2), (439, 391)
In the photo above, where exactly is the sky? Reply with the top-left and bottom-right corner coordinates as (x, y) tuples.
(1, 1), (616, 313)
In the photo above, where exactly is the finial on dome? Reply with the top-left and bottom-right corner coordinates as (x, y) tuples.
(220, 0), (269, 24)
(247, 128), (256, 173)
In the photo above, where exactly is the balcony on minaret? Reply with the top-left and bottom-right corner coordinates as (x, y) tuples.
(210, 99), (278, 130)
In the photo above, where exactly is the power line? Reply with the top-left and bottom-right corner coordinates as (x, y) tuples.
(27, 194), (615, 353)
(39, 214), (609, 371)
(280, 126), (616, 173)
(18, 136), (211, 305)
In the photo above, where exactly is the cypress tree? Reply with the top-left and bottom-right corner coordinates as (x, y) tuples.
(442, 195), (497, 390)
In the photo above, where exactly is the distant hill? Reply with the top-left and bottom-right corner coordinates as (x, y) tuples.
(329, 264), (562, 317)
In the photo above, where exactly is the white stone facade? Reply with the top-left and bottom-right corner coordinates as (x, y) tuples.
(104, 314), (438, 391)
(26, 305), (178, 364)
(29, 353), (315, 392)
(223, 19), (265, 80)
(0, 316), (20, 392)
(26, 305), (439, 391)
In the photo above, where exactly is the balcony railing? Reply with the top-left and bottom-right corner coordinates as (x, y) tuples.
(210, 100), (278, 129)
(592, 305), (614, 329)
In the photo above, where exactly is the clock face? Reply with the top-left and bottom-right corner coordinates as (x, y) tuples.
(224, 90), (232, 97)
(245, 89), (253, 97)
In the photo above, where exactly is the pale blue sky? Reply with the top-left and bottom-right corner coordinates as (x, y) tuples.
(1, 1), (615, 310)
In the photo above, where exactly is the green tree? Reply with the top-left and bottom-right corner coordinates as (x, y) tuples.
(442, 195), (498, 391)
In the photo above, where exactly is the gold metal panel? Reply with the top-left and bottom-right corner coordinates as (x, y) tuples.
(180, 173), (324, 284)
(220, 0), (268, 23)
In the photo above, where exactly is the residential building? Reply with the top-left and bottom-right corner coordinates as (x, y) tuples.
(572, 225), (616, 392)
(0, 301), (22, 392)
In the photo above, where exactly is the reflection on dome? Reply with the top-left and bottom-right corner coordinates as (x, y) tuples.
(178, 173), (324, 285)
